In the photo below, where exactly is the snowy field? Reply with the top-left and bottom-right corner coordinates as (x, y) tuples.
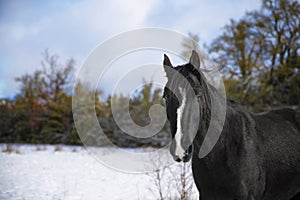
(0, 144), (198, 200)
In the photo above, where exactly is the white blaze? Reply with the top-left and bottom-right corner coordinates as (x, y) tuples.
(175, 87), (186, 159)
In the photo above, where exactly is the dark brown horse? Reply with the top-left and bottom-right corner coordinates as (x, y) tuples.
(163, 50), (300, 200)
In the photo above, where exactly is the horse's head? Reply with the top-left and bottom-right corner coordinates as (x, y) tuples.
(163, 51), (209, 162)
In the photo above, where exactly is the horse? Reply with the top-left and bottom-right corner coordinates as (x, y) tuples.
(162, 50), (300, 200)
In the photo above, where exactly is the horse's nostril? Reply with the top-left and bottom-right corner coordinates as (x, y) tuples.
(175, 158), (181, 162)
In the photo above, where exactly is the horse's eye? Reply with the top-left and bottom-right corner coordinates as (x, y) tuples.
(163, 89), (170, 99)
(196, 91), (203, 101)
(162, 92), (167, 99)
(163, 91), (173, 100)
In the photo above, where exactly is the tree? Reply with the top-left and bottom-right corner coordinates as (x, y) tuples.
(41, 50), (74, 103)
(39, 50), (76, 143)
(181, 32), (211, 69)
(0, 99), (17, 142)
(14, 70), (48, 142)
(210, 18), (263, 80)
(258, 0), (300, 107)
(209, 0), (300, 110)
(11, 50), (77, 144)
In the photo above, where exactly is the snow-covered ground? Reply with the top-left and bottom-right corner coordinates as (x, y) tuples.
(0, 144), (198, 200)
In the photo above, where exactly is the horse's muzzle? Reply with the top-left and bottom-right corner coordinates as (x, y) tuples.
(171, 145), (193, 162)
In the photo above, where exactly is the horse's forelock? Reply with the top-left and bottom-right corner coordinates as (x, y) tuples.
(167, 64), (211, 111)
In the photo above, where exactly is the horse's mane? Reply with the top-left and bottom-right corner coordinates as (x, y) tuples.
(172, 64), (213, 119)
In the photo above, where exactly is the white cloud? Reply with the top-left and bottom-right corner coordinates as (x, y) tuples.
(0, 0), (160, 98)
(148, 0), (261, 43)
(0, 0), (261, 98)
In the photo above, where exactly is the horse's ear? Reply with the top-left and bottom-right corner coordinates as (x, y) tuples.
(163, 54), (173, 77)
(189, 50), (200, 68)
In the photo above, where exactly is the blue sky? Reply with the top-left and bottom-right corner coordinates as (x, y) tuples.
(0, 0), (261, 98)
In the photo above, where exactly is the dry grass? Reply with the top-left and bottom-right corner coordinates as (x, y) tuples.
(36, 145), (47, 151)
(2, 144), (22, 154)
(54, 145), (63, 152)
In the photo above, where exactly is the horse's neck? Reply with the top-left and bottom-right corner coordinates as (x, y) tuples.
(193, 84), (229, 158)
(193, 90), (254, 164)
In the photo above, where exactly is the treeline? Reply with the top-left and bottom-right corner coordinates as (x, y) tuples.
(0, 51), (169, 146)
(0, 0), (299, 145)
(73, 80), (170, 147)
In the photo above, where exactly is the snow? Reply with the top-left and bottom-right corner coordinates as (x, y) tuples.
(0, 144), (198, 200)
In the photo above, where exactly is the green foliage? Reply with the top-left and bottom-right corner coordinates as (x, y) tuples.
(0, 100), (16, 142)
(41, 94), (74, 144)
(71, 79), (170, 148)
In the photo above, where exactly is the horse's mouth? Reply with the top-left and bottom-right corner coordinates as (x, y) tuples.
(174, 153), (192, 163)
(180, 157), (191, 163)
(175, 157), (190, 163)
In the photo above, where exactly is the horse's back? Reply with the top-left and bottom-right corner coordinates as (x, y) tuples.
(253, 108), (300, 141)
(253, 108), (300, 152)
(252, 108), (300, 200)
(269, 108), (300, 131)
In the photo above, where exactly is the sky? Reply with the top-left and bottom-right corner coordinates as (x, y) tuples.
(0, 0), (261, 99)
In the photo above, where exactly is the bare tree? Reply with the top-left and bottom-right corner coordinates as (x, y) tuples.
(147, 152), (197, 200)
